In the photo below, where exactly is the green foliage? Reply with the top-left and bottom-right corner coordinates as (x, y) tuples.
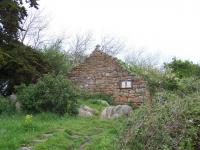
(118, 59), (200, 150)
(165, 57), (200, 78)
(81, 92), (114, 105)
(118, 60), (162, 95)
(0, 49), (11, 68)
(0, 44), (51, 95)
(89, 99), (109, 106)
(16, 74), (78, 115)
(25, 114), (33, 125)
(68, 100), (79, 115)
(183, 94), (200, 149)
(161, 72), (179, 91)
(120, 61), (180, 95)
(177, 77), (200, 96)
(0, 41), (74, 95)
(0, 0), (38, 47)
(0, 113), (122, 150)
(78, 98), (109, 114)
(118, 93), (199, 150)
(0, 95), (15, 114)
(128, 64), (170, 94)
(153, 91), (178, 103)
(43, 45), (73, 75)
(0, 0), (46, 96)
(23, 114), (34, 131)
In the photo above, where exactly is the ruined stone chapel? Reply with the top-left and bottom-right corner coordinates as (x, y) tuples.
(69, 46), (150, 106)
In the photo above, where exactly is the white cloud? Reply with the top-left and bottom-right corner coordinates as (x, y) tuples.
(38, 0), (200, 63)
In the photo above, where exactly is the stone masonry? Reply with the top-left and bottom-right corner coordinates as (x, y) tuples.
(69, 48), (150, 106)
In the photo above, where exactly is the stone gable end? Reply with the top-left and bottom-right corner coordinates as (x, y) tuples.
(69, 50), (150, 106)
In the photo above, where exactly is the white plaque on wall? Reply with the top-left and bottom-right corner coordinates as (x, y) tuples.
(120, 80), (132, 89)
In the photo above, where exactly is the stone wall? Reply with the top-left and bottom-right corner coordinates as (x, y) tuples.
(69, 50), (150, 106)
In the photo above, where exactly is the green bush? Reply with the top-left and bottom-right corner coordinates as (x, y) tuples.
(43, 45), (73, 75)
(0, 96), (15, 114)
(164, 58), (200, 78)
(153, 91), (178, 104)
(16, 74), (78, 115)
(161, 72), (179, 91)
(177, 78), (200, 96)
(118, 93), (199, 150)
(119, 61), (162, 95)
(81, 92), (114, 105)
(121, 61), (198, 94)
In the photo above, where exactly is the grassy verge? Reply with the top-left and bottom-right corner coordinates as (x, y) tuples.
(0, 99), (124, 150)
(77, 99), (107, 113)
(0, 113), (123, 150)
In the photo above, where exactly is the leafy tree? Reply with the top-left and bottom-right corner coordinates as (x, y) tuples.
(0, 44), (51, 95)
(161, 72), (179, 91)
(164, 58), (200, 78)
(0, 0), (38, 47)
(43, 42), (73, 75)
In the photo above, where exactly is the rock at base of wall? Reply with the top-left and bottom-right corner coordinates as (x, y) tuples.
(78, 105), (98, 117)
(100, 105), (133, 119)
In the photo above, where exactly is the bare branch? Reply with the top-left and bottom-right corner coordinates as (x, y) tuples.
(125, 48), (160, 68)
(100, 36), (125, 56)
(67, 32), (94, 65)
(19, 8), (49, 48)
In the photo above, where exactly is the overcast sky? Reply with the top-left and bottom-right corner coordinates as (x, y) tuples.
(38, 0), (200, 64)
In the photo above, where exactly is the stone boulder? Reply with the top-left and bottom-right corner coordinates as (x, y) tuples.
(9, 94), (21, 112)
(101, 105), (133, 119)
(9, 94), (17, 103)
(78, 105), (98, 117)
(19, 147), (32, 150)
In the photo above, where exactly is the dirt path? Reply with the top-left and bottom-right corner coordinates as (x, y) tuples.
(79, 135), (91, 150)
(19, 129), (64, 150)
(20, 129), (94, 150)
(66, 132), (92, 150)
(19, 127), (104, 150)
